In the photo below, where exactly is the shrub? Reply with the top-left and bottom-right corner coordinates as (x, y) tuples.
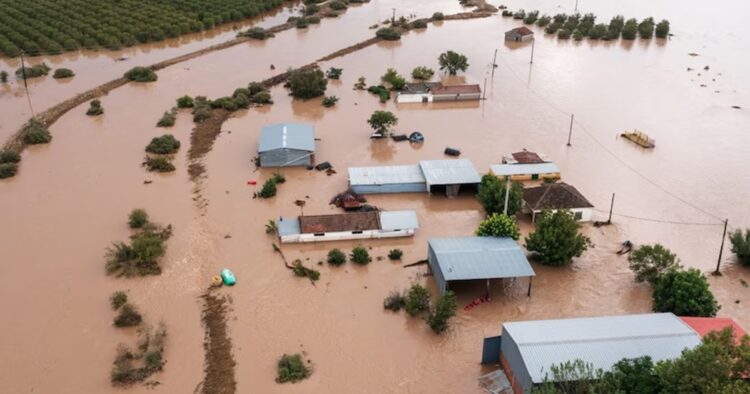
(427, 291), (457, 334)
(302, 4), (319, 15)
(295, 18), (309, 28)
(367, 85), (390, 102)
(292, 260), (320, 282)
(411, 19), (427, 29)
(265, 219), (278, 235)
(128, 209), (149, 229)
(0, 149), (21, 164)
(367, 110), (398, 135)
(376, 27), (401, 40)
(638, 17), (655, 39)
(53, 68), (74, 79)
(124, 67), (157, 82)
(113, 303), (143, 327)
(145, 134), (180, 154)
(0, 163), (18, 178)
(501, 10), (513, 17)
(513, 9), (526, 20)
(655, 20), (670, 38)
(588, 23), (608, 39)
(327, 249), (346, 265)
(252, 91), (273, 104)
(15, 63), (50, 78)
(111, 324), (167, 385)
(628, 244), (682, 284)
(381, 68), (406, 90)
(523, 10), (539, 24)
(438, 51), (469, 75)
(256, 177), (278, 198)
(537, 15), (552, 27)
(476, 213), (520, 240)
(622, 19), (638, 40)
(239, 27), (270, 40)
(411, 66), (434, 81)
(105, 225), (171, 277)
(156, 109), (177, 127)
(0, 71), (7, 83)
(477, 175), (523, 216)
(325, 67), (343, 79)
(729, 229), (750, 266)
(247, 82), (266, 96)
(322, 95), (338, 107)
(192, 106), (213, 122)
(287, 68), (327, 99)
(354, 76), (367, 90)
(110, 291), (128, 310)
(329, 0), (347, 11)
(432, 12), (444, 21)
(86, 100), (103, 116)
(387, 249), (403, 260)
(557, 29), (572, 39)
(404, 283), (431, 316)
(350, 246), (371, 265)
(176, 95), (194, 108)
(573, 29), (584, 41)
(306, 16), (321, 24)
(276, 354), (311, 383)
(652, 269), (720, 317)
(525, 210), (589, 266)
(545, 22), (562, 34)
(271, 172), (285, 184)
(144, 156), (175, 172)
(22, 120), (52, 144)
(383, 291), (406, 311)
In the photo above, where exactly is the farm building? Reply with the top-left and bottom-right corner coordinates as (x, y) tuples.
(489, 162), (561, 182)
(522, 182), (594, 222)
(276, 210), (418, 243)
(481, 313), (702, 394)
(348, 159), (481, 198)
(258, 123), (315, 167)
(396, 82), (443, 103)
(427, 236), (535, 295)
(395, 82), (482, 103)
(679, 316), (747, 343)
(505, 26), (534, 42)
(502, 150), (551, 164)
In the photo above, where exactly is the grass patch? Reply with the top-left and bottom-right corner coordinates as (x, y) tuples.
(276, 353), (311, 383)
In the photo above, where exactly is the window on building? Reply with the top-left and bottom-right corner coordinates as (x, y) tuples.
(574, 211), (583, 220)
(314, 233), (325, 236)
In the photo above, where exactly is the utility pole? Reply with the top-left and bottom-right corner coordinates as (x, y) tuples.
(20, 50), (36, 118)
(392, 8), (396, 24)
(575, 0), (579, 12)
(567, 114), (574, 146)
(491, 48), (498, 77)
(530, 38), (535, 64)
(714, 219), (729, 274)
(607, 193), (615, 224)
(503, 178), (511, 215)
(482, 78), (487, 100)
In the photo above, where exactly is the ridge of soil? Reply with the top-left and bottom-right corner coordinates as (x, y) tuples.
(198, 291), (235, 394)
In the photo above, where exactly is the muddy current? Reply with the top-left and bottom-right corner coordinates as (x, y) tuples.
(1, 0), (750, 393)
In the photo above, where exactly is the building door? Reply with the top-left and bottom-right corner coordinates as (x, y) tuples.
(531, 173), (539, 180)
(481, 335), (502, 364)
(422, 96), (428, 103)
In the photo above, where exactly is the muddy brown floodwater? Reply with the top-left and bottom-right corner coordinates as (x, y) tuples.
(1, 0), (750, 393)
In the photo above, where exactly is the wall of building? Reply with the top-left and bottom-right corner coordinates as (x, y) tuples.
(259, 148), (312, 167)
(396, 93), (432, 103)
(529, 207), (593, 223)
(433, 93), (481, 102)
(349, 182), (427, 195)
(279, 228), (416, 243)
(427, 244), (447, 294)
(500, 330), (533, 393)
(496, 172), (561, 181)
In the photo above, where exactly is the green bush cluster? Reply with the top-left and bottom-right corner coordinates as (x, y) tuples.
(0, 0), (286, 57)
(404, 283), (431, 316)
(52, 68), (74, 79)
(327, 249), (346, 265)
(176, 95), (194, 108)
(156, 108), (177, 127)
(476, 213), (520, 240)
(350, 246), (371, 265)
(411, 66), (434, 81)
(143, 156), (175, 172)
(286, 68), (327, 99)
(255, 172), (285, 198)
(410, 19), (427, 29)
(110, 291), (128, 310)
(15, 63), (50, 78)
(105, 211), (172, 277)
(322, 95), (338, 107)
(383, 291), (406, 311)
(427, 291), (457, 334)
(113, 303), (143, 327)
(0, 162), (18, 178)
(367, 85), (390, 103)
(375, 27), (401, 40)
(22, 119), (52, 145)
(111, 323), (167, 385)
(86, 99), (103, 116)
(0, 149), (20, 178)
(329, 1), (347, 11)
(124, 67), (157, 82)
(325, 67), (343, 80)
(381, 68), (406, 90)
(387, 249), (403, 260)
(238, 27), (272, 40)
(145, 134), (180, 154)
(128, 208), (149, 229)
(276, 353), (311, 383)
(432, 12), (444, 21)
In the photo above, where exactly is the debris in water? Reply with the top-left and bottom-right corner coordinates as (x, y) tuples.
(700, 84), (707, 87)
(409, 131), (424, 143)
(391, 134), (408, 142)
(704, 65), (710, 70)
(326, 168), (336, 176)
(444, 147), (461, 157)
(143, 180), (153, 184)
(741, 279), (748, 287)
(224, 234), (232, 239)
(688, 52), (699, 56)
(330, 189), (367, 210)
(199, 291), (236, 394)
(687, 67), (693, 71)
(315, 161), (332, 171)
(732, 105), (742, 110)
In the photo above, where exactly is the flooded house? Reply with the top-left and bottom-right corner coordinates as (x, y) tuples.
(489, 151), (561, 182)
(395, 82), (443, 103)
(395, 82), (482, 103)
(258, 123), (315, 167)
(521, 182), (594, 222)
(276, 210), (418, 243)
(427, 236), (535, 295)
(504, 26), (534, 42)
(348, 159), (481, 198)
(480, 313), (703, 394)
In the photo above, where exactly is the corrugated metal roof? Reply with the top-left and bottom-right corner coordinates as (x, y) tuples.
(503, 313), (702, 383)
(277, 217), (301, 236)
(348, 165), (425, 186)
(379, 211), (419, 230)
(259, 123), (315, 152)
(429, 237), (535, 281)
(490, 162), (560, 176)
(419, 159), (481, 185)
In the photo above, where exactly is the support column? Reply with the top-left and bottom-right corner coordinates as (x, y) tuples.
(527, 277), (532, 297)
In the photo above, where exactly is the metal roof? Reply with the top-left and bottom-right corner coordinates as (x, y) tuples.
(277, 217), (301, 236)
(429, 236), (535, 281)
(348, 165), (425, 186)
(490, 163), (560, 176)
(419, 159), (481, 185)
(259, 123), (315, 152)
(379, 211), (419, 231)
(503, 313), (702, 383)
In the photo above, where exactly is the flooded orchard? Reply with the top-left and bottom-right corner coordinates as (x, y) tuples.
(1, 0), (749, 393)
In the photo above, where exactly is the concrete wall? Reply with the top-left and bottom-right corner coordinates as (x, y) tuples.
(396, 93), (432, 103)
(500, 330), (533, 393)
(259, 148), (312, 167)
(349, 182), (427, 195)
(279, 228), (416, 243)
(433, 92), (481, 102)
(427, 244), (447, 294)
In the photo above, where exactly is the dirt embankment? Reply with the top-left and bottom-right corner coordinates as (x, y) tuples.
(197, 291), (236, 394)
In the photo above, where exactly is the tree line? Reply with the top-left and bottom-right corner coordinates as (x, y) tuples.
(503, 10), (670, 41)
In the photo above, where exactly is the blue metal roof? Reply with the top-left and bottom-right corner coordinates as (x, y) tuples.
(503, 313), (702, 384)
(348, 165), (425, 186)
(277, 217), (301, 236)
(419, 159), (481, 186)
(490, 162), (560, 176)
(429, 236), (535, 281)
(259, 123), (315, 152)
(379, 211), (419, 230)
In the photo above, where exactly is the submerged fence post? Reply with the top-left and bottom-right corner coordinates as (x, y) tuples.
(567, 114), (574, 146)
(714, 219), (729, 274)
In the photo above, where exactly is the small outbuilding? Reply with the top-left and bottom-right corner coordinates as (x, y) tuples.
(396, 82), (443, 103)
(522, 182), (594, 222)
(277, 210), (418, 243)
(419, 159), (481, 197)
(258, 123), (315, 167)
(432, 84), (483, 102)
(427, 236), (535, 295)
(347, 164), (427, 194)
(490, 162), (561, 182)
(505, 26), (534, 42)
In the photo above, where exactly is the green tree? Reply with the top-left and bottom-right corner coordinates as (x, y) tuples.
(124, 67), (157, 82)
(0, 70), (8, 83)
(287, 68), (327, 99)
(327, 248), (346, 266)
(476, 174), (523, 216)
(350, 246), (371, 264)
(381, 68), (406, 90)
(598, 357), (662, 394)
(729, 229), (750, 266)
(411, 66), (434, 81)
(638, 17), (655, 39)
(476, 213), (520, 240)
(128, 209), (149, 229)
(404, 283), (430, 316)
(176, 95), (194, 108)
(276, 354), (311, 383)
(438, 51), (469, 75)
(525, 210), (589, 266)
(628, 243), (682, 284)
(655, 20), (670, 38)
(145, 134), (180, 154)
(652, 268), (720, 317)
(367, 110), (398, 135)
(427, 291), (457, 334)
(375, 27), (401, 40)
(533, 359), (603, 394)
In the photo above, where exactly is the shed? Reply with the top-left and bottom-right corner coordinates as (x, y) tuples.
(505, 26), (534, 42)
(419, 159), (481, 197)
(396, 82), (443, 103)
(277, 210), (418, 243)
(427, 236), (535, 295)
(348, 165), (427, 194)
(258, 123), (315, 167)
(432, 84), (482, 102)
(490, 162), (561, 182)
(492, 313), (702, 393)
(503, 151), (550, 164)
(522, 182), (594, 222)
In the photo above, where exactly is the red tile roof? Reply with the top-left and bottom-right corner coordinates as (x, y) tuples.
(299, 211), (380, 233)
(432, 84), (482, 95)
(512, 26), (534, 36)
(512, 151), (544, 164)
(679, 316), (747, 344)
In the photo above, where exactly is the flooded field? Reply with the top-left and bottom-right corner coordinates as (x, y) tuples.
(1, 0), (749, 392)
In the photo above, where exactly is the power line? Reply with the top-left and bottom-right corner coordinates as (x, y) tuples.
(592, 209), (722, 226)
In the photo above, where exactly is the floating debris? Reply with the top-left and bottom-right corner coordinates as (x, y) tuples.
(732, 105), (742, 110)
(620, 130), (655, 148)
(444, 147), (461, 157)
(688, 52), (699, 56)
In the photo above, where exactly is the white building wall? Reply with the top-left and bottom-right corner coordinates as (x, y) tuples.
(529, 208), (593, 223)
(396, 93), (432, 103)
(280, 228), (416, 243)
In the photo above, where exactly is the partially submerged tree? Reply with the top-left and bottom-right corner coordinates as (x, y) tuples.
(145, 134), (180, 154)
(350, 246), (371, 264)
(411, 66), (434, 81)
(476, 174), (523, 216)
(325, 67), (343, 79)
(427, 291), (457, 334)
(276, 354), (311, 383)
(438, 50), (469, 75)
(327, 248), (346, 266)
(367, 110), (398, 136)
(86, 99), (104, 116)
(376, 27), (401, 40)
(287, 68), (327, 99)
(128, 209), (149, 229)
(525, 209), (589, 266)
(405, 283), (431, 316)
(655, 20), (670, 38)
(124, 66), (157, 82)
(381, 68), (406, 90)
(52, 68), (75, 79)
(729, 229), (750, 266)
(22, 119), (52, 144)
(652, 268), (720, 317)
(628, 244), (682, 284)
(476, 213), (520, 240)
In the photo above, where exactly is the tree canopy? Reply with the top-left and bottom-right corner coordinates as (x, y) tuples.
(629, 243), (682, 284)
(476, 174), (523, 216)
(287, 68), (327, 99)
(476, 213), (520, 240)
(438, 50), (469, 75)
(729, 229), (750, 266)
(525, 209), (589, 266)
(652, 268), (720, 317)
(367, 110), (398, 135)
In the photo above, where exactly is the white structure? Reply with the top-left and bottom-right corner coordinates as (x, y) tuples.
(522, 182), (594, 222)
(490, 162), (561, 182)
(396, 82), (441, 103)
(277, 211), (418, 243)
(349, 159), (481, 198)
(396, 82), (482, 103)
